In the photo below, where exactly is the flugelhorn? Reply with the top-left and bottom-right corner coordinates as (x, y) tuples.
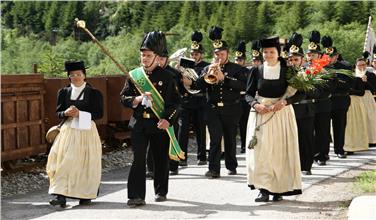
(204, 60), (222, 84)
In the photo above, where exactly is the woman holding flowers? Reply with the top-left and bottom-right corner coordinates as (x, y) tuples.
(245, 36), (303, 202)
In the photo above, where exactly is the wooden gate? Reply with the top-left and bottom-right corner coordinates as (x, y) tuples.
(1, 75), (47, 161)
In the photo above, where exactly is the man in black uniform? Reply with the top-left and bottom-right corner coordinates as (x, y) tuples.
(305, 31), (333, 166)
(174, 31), (209, 169)
(183, 26), (246, 178)
(289, 32), (315, 175)
(120, 31), (180, 207)
(251, 40), (263, 67)
(234, 41), (251, 153)
(322, 35), (353, 159)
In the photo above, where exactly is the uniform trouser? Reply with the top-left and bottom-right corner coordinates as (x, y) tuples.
(296, 117), (315, 171)
(331, 109), (348, 154)
(178, 107), (207, 161)
(314, 112), (331, 161)
(239, 101), (251, 150)
(128, 129), (170, 200)
(207, 107), (241, 173)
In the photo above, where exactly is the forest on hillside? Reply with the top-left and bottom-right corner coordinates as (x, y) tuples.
(1, 1), (376, 76)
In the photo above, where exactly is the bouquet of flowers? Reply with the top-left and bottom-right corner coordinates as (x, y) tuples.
(287, 54), (353, 92)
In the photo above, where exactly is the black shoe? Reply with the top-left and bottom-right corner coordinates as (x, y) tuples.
(146, 171), (154, 179)
(49, 195), (66, 207)
(272, 195), (283, 202)
(228, 169), (237, 175)
(240, 148), (246, 153)
(170, 169), (179, 175)
(127, 198), (146, 207)
(346, 151), (354, 155)
(255, 192), (269, 202)
(179, 161), (188, 167)
(337, 153), (347, 159)
(79, 199), (91, 205)
(302, 170), (312, 175)
(197, 160), (207, 165)
(316, 160), (326, 166)
(154, 194), (167, 202)
(205, 170), (220, 178)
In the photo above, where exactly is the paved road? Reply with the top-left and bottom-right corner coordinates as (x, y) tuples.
(2, 146), (376, 220)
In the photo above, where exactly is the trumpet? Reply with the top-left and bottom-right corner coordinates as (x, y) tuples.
(204, 60), (222, 84)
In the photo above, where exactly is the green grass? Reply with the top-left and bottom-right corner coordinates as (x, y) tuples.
(355, 170), (376, 193)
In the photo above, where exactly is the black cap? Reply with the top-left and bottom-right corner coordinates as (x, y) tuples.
(140, 31), (168, 57)
(288, 32), (304, 57)
(259, 36), (280, 54)
(235, 41), (246, 59)
(209, 26), (228, 52)
(65, 60), (86, 74)
(251, 40), (262, 60)
(307, 30), (321, 54)
(321, 35), (337, 56)
(191, 31), (204, 53)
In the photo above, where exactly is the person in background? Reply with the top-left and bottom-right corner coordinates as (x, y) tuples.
(47, 60), (103, 207)
(234, 40), (251, 154)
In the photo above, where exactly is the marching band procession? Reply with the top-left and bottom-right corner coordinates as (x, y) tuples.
(45, 23), (376, 210)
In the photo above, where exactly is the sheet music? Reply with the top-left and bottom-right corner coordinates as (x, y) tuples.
(70, 111), (92, 130)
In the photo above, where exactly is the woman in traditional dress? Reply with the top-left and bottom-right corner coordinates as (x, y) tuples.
(347, 58), (376, 149)
(245, 36), (303, 202)
(46, 60), (103, 207)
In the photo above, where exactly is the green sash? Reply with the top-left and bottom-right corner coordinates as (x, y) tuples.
(129, 67), (185, 161)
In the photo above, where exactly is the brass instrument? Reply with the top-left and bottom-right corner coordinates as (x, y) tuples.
(169, 48), (200, 94)
(204, 62), (222, 84)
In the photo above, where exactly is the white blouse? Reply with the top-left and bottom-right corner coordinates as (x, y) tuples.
(70, 82), (86, 100)
(263, 61), (281, 80)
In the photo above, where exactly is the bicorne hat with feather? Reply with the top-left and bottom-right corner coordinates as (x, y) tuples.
(209, 26), (228, 52)
(191, 31), (204, 53)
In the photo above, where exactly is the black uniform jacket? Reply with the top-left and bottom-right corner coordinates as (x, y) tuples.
(190, 61), (246, 114)
(328, 61), (354, 111)
(365, 71), (376, 94)
(350, 77), (365, 96)
(245, 61), (304, 107)
(56, 83), (103, 120)
(120, 66), (180, 131)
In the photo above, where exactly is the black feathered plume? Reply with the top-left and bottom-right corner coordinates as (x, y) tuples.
(191, 31), (203, 43)
(209, 26), (223, 41)
(236, 41), (246, 52)
(363, 51), (370, 59)
(321, 36), (333, 48)
(289, 32), (303, 47)
(309, 30), (320, 44)
(251, 40), (260, 50)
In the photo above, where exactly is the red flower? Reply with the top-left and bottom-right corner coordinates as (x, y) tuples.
(305, 69), (311, 75)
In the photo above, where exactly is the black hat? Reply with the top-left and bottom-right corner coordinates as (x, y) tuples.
(251, 40), (262, 60)
(259, 36), (280, 54)
(288, 32), (304, 57)
(235, 41), (246, 59)
(209, 26), (228, 52)
(140, 31), (168, 57)
(65, 60), (86, 73)
(307, 30), (321, 53)
(321, 35), (337, 56)
(191, 31), (204, 53)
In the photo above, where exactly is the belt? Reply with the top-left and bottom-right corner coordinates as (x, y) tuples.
(211, 100), (240, 107)
(142, 111), (157, 119)
(295, 99), (316, 104)
(332, 92), (349, 97)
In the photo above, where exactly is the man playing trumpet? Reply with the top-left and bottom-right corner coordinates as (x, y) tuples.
(183, 26), (246, 178)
